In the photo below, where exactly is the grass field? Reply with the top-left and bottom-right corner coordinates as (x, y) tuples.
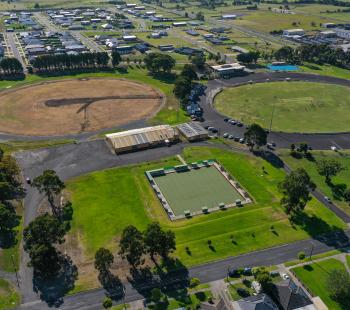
(0, 278), (20, 309)
(292, 258), (348, 310)
(153, 165), (243, 215)
(301, 63), (350, 80)
(279, 150), (350, 215)
(214, 81), (350, 133)
(65, 146), (345, 291)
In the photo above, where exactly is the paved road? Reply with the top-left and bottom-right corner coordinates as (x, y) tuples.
(200, 72), (350, 150)
(5, 33), (26, 70)
(71, 31), (105, 53)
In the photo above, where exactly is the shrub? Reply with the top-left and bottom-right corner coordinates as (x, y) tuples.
(190, 277), (200, 288)
(298, 251), (306, 260)
(103, 297), (113, 309)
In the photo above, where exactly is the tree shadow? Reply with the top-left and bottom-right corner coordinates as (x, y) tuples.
(328, 182), (347, 200)
(0, 230), (18, 249)
(292, 211), (349, 248)
(257, 151), (284, 169)
(150, 72), (176, 84)
(33, 253), (78, 307)
(98, 271), (124, 300)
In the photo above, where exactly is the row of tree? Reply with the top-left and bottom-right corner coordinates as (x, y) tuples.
(274, 44), (350, 68)
(0, 147), (24, 247)
(0, 57), (23, 75)
(30, 52), (110, 72)
(144, 53), (176, 75)
(23, 170), (73, 277)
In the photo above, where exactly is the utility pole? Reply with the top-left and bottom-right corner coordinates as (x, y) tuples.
(269, 101), (276, 132)
(309, 244), (314, 260)
(11, 255), (20, 288)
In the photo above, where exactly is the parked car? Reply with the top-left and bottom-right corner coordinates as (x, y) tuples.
(239, 138), (245, 143)
(224, 118), (229, 122)
(228, 268), (239, 277)
(281, 273), (290, 280)
(228, 135), (234, 139)
(324, 196), (332, 203)
(223, 133), (229, 138)
(243, 267), (252, 275)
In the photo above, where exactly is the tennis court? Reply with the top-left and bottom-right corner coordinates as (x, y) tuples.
(153, 165), (243, 216)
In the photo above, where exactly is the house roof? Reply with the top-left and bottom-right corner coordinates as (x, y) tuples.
(272, 280), (312, 310)
(237, 294), (279, 310)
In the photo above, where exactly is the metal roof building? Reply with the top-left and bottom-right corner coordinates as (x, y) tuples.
(177, 122), (208, 141)
(106, 125), (179, 154)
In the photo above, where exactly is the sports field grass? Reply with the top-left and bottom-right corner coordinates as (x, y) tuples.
(153, 166), (242, 215)
(214, 82), (350, 133)
(279, 150), (350, 215)
(292, 258), (348, 310)
(0, 278), (20, 309)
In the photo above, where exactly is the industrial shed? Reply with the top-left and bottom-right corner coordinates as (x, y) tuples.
(177, 122), (208, 141)
(105, 125), (179, 154)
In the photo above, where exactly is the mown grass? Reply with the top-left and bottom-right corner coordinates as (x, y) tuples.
(215, 81), (350, 133)
(301, 63), (350, 80)
(292, 258), (348, 310)
(66, 146), (345, 267)
(0, 278), (20, 309)
(284, 249), (343, 267)
(0, 139), (74, 154)
(279, 150), (350, 215)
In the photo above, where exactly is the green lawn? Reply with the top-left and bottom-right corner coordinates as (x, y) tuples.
(292, 258), (348, 310)
(66, 146), (345, 271)
(279, 150), (350, 215)
(301, 63), (350, 80)
(0, 278), (20, 310)
(0, 69), (188, 126)
(153, 165), (243, 215)
(214, 81), (350, 133)
(284, 249), (343, 267)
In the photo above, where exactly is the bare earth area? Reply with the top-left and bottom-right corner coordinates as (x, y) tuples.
(0, 78), (163, 136)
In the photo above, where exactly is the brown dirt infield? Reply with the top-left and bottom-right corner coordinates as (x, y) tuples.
(0, 78), (164, 136)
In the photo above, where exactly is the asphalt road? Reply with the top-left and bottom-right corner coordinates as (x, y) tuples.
(201, 72), (350, 150)
(5, 33), (26, 70)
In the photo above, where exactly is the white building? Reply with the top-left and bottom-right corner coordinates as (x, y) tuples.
(283, 28), (305, 36)
(211, 63), (246, 77)
(222, 14), (236, 19)
(335, 28), (350, 40)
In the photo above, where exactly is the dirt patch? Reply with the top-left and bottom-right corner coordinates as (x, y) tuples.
(0, 78), (164, 136)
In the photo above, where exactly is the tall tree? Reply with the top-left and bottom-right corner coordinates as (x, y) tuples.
(190, 53), (206, 69)
(32, 170), (65, 216)
(244, 123), (267, 151)
(173, 76), (192, 106)
(23, 214), (66, 251)
(278, 168), (316, 215)
(144, 222), (176, 260)
(119, 225), (144, 267)
(326, 269), (350, 306)
(0, 203), (20, 233)
(111, 49), (121, 67)
(316, 159), (345, 184)
(180, 64), (197, 81)
(95, 248), (114, 273)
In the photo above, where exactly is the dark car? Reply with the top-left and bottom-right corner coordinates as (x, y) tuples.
(228, 268), (239, 277)
(243, 267), (252, 275)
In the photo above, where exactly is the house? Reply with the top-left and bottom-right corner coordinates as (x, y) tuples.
(122, 35), (137, 41)
(134, 43), (149, 53)
(116, 45), (133, 54)
(101, 23), (113, 29)
(186, 29), (199, 36)
(234, 294), (279, 310)
(222, 14), (237, 19)
(158, 44), (174, 51)
(151, 32), (161, 38)
(172, 22), (186, 27)
(211, 63), (246, 78)
(322, 22), (336, 28)
(334, 28), (350, 39)
(271, 280), (313, 310)
(319, 30), (336, 38)
(283, 29), (305, 36)
(175, 47), (203, 56)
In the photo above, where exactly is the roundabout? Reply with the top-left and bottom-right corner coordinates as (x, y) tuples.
(214, 81), (350, 133)
(0, 78), (163, 136)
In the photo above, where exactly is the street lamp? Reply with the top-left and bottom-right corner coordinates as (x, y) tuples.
(11, 255), (20, 288)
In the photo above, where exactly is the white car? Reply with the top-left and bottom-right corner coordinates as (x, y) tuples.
(331, 145), (338, 151)
(281, 273), (290, 280)
(324, 196), (331, 203)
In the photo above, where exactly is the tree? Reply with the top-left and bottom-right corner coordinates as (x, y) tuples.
(196, 11), (205, 21)
(180, 64), (197, 81)
(34, 2), (40, 8)
(111, 49), (121, 67)
(32, 170), (65, 216)
(144, 222), (176, 260)
(191, 53), (206, 69)
(244, 123), (267, 151)
(237, 51), (260, 64)
(326, 269), (350, 306)
(278, 168), (316, 215)
(119, 225), (144, 267)
(316, 159), (345, 184)
(274, 46), (295, 63)
(0, 203), (20, 233)
(151, 288), (162, 303)
(28, 243), (61, 276)
(95, 248), (114, 273)
(189, 277), (200, 288)
(344, 188), (350, 204)
(253, 267), (272, 291)
(144, 53), (175, 74)
(103, 297), (113, 309)
(299, 143), (309, 156)
(173, 76), (192, 106)
(23, 214), (66, 251)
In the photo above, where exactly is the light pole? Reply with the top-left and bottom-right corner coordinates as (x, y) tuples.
(11, 255), (20, 288)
